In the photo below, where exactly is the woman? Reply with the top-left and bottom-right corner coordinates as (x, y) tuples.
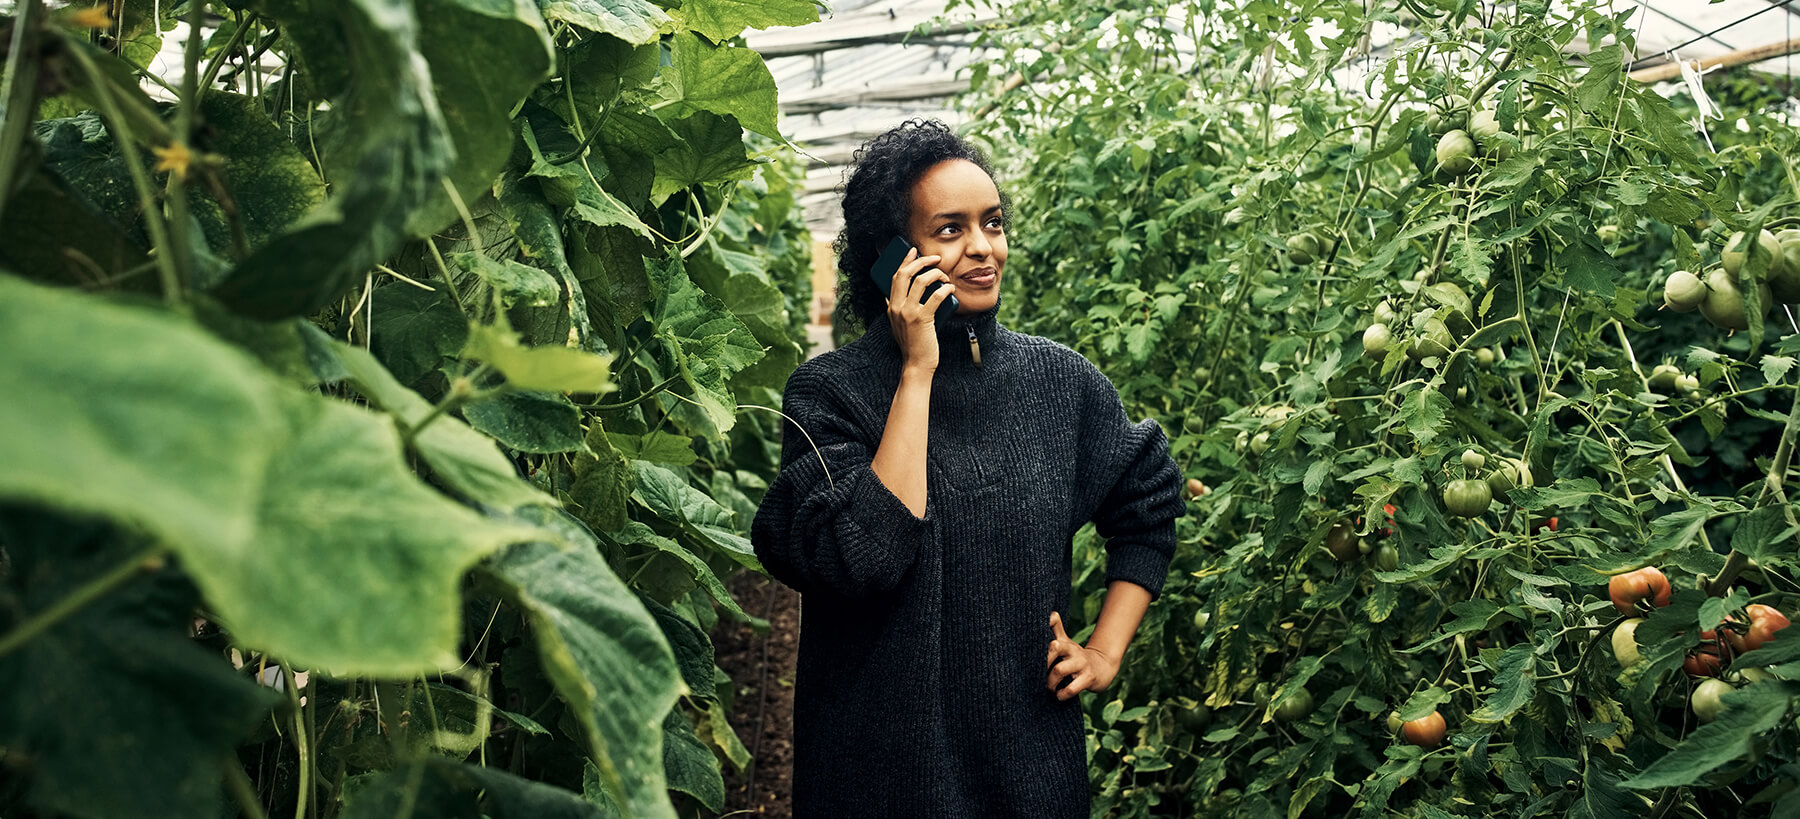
(750, 119), (1183, 817)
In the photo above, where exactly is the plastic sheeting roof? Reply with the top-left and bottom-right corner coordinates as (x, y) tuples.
(753, 0), (1800, 235)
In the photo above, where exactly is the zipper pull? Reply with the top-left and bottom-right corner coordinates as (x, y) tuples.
(967, 325), (982, 369)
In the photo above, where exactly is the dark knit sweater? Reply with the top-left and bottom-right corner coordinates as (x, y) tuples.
(749, 308), (1184, 818)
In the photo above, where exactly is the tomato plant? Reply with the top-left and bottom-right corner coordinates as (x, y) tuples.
(961, 0), (1800, 814)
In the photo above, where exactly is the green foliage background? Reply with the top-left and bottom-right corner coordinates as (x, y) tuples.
(0, 0), (816, 816)
(956, 0), (1800, 816)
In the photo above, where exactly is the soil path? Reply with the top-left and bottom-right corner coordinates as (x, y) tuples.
(711, 570), (801, 817)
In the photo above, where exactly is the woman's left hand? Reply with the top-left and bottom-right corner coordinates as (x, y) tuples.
(1045, 611), (1120, 701)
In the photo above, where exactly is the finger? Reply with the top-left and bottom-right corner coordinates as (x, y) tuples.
(899, 253), (942, 279)
(1050, 611), (1069, 642)
(903, 268), (951, 303)
(888, 249), (920, 296)
(1057, 673), (1089, 701)
(922, 280), (957, 310)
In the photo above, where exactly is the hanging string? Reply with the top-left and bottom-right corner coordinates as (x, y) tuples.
(1675, 51), (1725, 152)
(1625, 0), (1798, 72)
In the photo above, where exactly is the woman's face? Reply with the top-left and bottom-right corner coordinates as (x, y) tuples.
(905, 159), (1007, 315)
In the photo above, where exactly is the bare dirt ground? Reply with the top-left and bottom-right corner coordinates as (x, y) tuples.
(711, 570), (801, 818)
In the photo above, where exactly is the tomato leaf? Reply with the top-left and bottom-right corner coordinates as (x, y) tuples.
(1469, 646), (1534, 723)
(1622, 681), (1800, 789)
(1559, 242), (1618, 299)
(1398, 386), (1452, 445)
(1398, 687), (1450, 722)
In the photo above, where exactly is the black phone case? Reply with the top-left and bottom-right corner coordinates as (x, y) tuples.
(871, 236), (960, 321)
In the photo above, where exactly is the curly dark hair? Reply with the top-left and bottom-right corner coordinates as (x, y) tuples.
(833, 119), (1009, 330)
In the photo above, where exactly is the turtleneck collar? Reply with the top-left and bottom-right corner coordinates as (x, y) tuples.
(862, 302), (1007, 370)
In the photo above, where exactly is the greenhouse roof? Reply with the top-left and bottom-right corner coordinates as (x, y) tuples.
(754, 0), (1800, 236)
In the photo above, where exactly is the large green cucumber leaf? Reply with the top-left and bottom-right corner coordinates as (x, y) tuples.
(332, 342), (556, 511)
(214, 0), (451, 318)
(368, 283), (470, 386)
(343, 758), (604, 818)
(568, 225), (654, 351)
(0, 274), (547, 675)
(452, 251), (567, 346)
(630, 462), (758, 570)
(649, 112), (763, 203)
(675, 0), (817, 42)
(650, 33), (780, 139)
(660, 706), (725, 812)
(0, 508), (280, 819)
(410, 0), (556, 235)
(570, 419), (635, 532)
(463, 390), (588, 454)
(496, 172), (596, 348)
(719, 269), (802, 392)
(646, 253), (762, 438)
(190, 92), (329, 249)
(482, 540), (683, 819)
(535, 0), (670, 44)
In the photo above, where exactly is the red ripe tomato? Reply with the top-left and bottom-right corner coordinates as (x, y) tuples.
(1684, 631), (1729, 677)
(1608, 568), (1673, 615)
(1533, 517), (1559, 533)
(1382, 503), (1397, 536)
(1401, 710), (1447, 748)
(1726, 604), (1792, 654)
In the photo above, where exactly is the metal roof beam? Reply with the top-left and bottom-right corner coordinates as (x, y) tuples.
(748, 7), (1004, 57)
(781, 77), (969, 115)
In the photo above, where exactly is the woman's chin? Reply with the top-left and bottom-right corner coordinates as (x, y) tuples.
(956, 293), (1001, 315)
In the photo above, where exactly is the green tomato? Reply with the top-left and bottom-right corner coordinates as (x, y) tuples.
(1648, 363), (1682, 390)
(1363, 323), (1393, 358)
(1443, 478), (1492, 517)
(1461, 449), (1486, 470)
(1662, 270), (1705, 312)
(1273, 688), (1314, 723)
(1375, 544), (1400, 572)
(1691, 678), (1733, 723)
(1612, 618), (1643, 667)
(1409, 318), (1455, 360)
(1722, 229), (1783, 279)
(1436, 130), (1476, 175)
(1287, 233), (1322, 265)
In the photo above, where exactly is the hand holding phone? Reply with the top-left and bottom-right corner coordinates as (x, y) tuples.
(870, 236), (960, 322)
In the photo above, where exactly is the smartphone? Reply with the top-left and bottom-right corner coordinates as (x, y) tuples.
(870, 235), (960, 322)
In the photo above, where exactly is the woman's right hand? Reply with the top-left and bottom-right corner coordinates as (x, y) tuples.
(885, 248), (954, 371)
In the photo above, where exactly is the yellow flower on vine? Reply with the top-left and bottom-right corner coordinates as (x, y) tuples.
(65, 6), (113, 29)
(153, 141), (194, 178)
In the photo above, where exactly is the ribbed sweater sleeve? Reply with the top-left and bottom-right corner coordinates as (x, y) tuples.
(750, 361), (931, 598)
(1080, 360), (1184, 600)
